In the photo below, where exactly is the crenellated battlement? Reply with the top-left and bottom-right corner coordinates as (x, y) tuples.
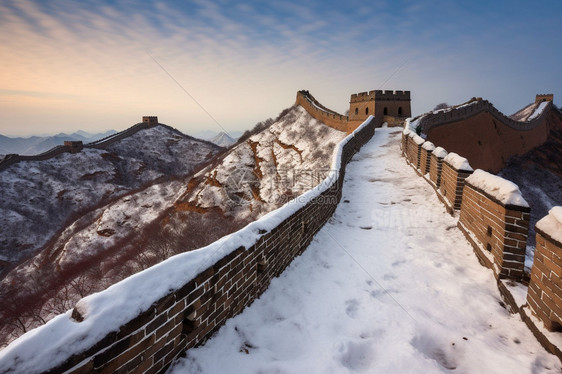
(350, 90), (411, 103)
(348, 89), (411, 126)
(142, 116), (159, 126)
(535, 94), (553, 104)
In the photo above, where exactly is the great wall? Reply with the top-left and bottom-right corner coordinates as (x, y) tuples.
(0, 97), (376, 374)
(415, 95), (560, 173)
(1, 90), (562, 372)
(0, 117), (198, 172)
(295, 89), (411, 132)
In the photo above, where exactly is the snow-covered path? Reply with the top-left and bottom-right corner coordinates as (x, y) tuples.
(168, 128), (560, 373)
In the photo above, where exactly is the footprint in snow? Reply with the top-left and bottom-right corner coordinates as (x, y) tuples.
(345, 299), (360, 318)
(338, 340), (374, 372)
(410, 331), (460, 370)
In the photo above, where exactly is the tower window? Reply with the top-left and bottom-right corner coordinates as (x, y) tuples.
(383, 107), (388, 115)
(398, 107), (403, 116)
(354, 107), (358, 115)
(365, 107), (369, 115)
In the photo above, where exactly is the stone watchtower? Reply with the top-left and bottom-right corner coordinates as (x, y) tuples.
(348, 90), (411, 127)
(142, 116), (158, 126)
(535, 94), (553, 104)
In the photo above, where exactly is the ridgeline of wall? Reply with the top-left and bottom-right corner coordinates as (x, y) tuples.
(295, 90), (350, 132)
(84, 122), (155, 149)
(0, 122), (159, 172)
(420, 99), (562, 173)
(0, 117), (376, 374)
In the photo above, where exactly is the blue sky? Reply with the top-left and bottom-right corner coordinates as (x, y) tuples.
(0, 0), (560, 136)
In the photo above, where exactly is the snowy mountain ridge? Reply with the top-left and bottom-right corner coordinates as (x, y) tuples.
(0, 124), (222, 267)
(208, 131), (236, 147)
(0, 130), (117, 156)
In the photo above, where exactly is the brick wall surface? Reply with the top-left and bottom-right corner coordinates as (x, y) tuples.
(406, 135), (420, 169)
(527, 215), (562, 331)
(401, 131), (408, 156)
(439, 161), (473, 210)
(458, 182), (529, 280)
(429, 153), (445, 188)
(295, 91), (350, 132)
(419, 146), (432, 175)
(24, 116), (376, 374)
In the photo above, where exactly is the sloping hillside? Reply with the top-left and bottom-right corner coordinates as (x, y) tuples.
(179, 106), (345, 218)
(0, 105), (346, 348)
(0, 125), (221, 267)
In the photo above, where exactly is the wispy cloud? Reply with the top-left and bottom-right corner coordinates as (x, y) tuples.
(0, 0), (560, 136)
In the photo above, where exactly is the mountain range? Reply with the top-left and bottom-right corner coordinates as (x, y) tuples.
(0, 130), (117, 156)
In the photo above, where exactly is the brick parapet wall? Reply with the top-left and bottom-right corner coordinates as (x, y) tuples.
(458, 182), (529, 280)
(429, 152), (446, 188)
(527, 210), (562, 331)
(0, 121), (162, 172)
(85, 122), (153, 149)
(0, 145), (71, 171)
(419, 146), (432, 175)
(405, 134), (421, 169)
(420, 99), (551, 134)
(0, 117), (376, 374)
(401, 131), (408, 155)
(296, 91), (350, 132)
(439, 161), (473, 211)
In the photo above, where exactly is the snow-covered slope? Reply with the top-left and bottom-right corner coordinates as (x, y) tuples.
(0, 125), (221, 265)
(209, 132), (236, 147)
(180, 106), (346, 220)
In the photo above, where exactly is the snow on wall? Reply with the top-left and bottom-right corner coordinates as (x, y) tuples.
(465, 169), (529, 208)
(432, 146), (448, 159)
(422, 141), (435, 151)
(536, 206), (562, 245)
(0, 117), (376, 374)
(412, 134), (425, 145)
(444, 152), (473, 171)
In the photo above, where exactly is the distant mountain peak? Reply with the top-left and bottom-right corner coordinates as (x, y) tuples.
(209, 132), (236, 147)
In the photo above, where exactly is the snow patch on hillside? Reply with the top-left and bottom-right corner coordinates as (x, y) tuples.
(186, 106), (346, 219)
(528, 101), (549, 121)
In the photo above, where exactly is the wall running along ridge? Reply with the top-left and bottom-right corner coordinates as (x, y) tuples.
(295, 90), (350, 133)
(0, 119), (165, 171)
(0, 116), (376, 374)
(419, 97), (562, 173)
(296, 89), (412, 133)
